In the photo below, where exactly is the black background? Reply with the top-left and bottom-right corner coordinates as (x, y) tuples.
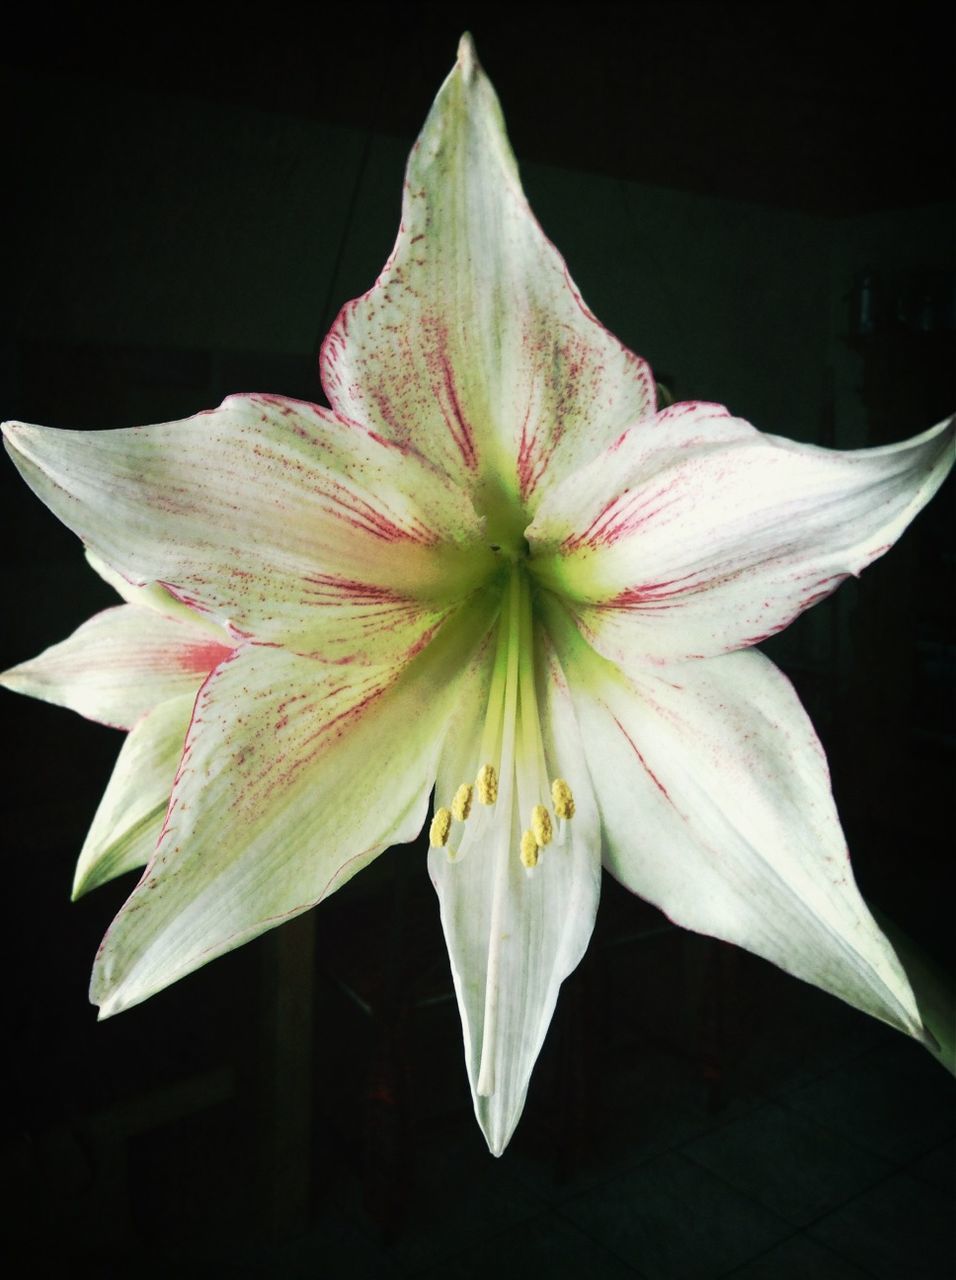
(1, 4), (953, 1276)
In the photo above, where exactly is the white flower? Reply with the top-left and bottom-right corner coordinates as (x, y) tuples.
(3, 35), (953, 1154)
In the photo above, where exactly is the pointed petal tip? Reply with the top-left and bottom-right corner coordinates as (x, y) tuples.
(92, 973), (129, 1021)
(92, 989), (114, 1021)
(910, 411), (954, 454)
(0, 665), (57, 702)
(478, 1111), (512, 1158)
(920, 1022), (941, 1054)
(2, 421), (22, 456)
(1, 420), (35, 453)
(71, 873), (93, 903)
(456, 31), (478, 79)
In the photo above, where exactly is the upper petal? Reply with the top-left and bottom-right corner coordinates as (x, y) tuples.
(0, 603), (232, 729)
(544, 597), (923, 1041)
(530, 408), (955, 662)
(92, 588), (495, 1018)
(320, 35), (654, 513)
(3, 394), (494, 663)
(428, 624), (601, 1155)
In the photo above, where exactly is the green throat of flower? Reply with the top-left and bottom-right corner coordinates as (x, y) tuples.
(429, 564), (577, 1096)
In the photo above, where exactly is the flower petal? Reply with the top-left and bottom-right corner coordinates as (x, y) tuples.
(91, 590), (495, 1018)
(320, 34), (654, 512)
(0, 604), (232, 729)
(429, 628), (601, 1155)
(73, 693), (194, 898)
(85, 547), (227, 636)
(544, 598), (924, 1040)
(530, 409), (955, 662)
(3, 394), (494, 663)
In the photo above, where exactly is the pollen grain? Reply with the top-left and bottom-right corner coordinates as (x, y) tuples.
(531, 804), (553, 846)
(551, 778), (575, 820)
(451, 782), (473, 822)
(476, 763), (498, 805)
(429, 806), (452, 847)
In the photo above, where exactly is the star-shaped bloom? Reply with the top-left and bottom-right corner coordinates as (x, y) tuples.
(3, 36), (953, 1154)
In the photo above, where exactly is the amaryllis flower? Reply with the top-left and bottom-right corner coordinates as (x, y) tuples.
(3, 35), (953, 1155)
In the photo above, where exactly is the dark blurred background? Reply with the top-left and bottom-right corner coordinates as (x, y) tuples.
(1, 4), (953, 1277)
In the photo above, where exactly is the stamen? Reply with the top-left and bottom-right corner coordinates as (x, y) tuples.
(451, 782), (473, 822)
(531, 804), (552, 847)
(473, 567), (583, 1096)
(429, 807), (452, 848)
(476, 763), (498, 805)
(551, 778), (575, 820)
(519, 829), (539, 869)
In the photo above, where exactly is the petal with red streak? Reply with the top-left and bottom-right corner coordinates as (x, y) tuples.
(544, 595), (924, 1042)
(320, 35), (654, 515)
(3, 393), (493, 663)
(530, 410), (955, 662)
(91, 589), (495, 1017)
(0, 604), (232, 729)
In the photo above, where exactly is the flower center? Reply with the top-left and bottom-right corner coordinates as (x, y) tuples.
(428, 564), (577, 1096)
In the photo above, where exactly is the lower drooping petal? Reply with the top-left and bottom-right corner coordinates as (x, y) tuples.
(0, 604), (233, 729)
(91, 590), (495, 1018)
(529, 409), (955, 663)
(2, 394), (493, 663)
(543, 596), (924, 1040)
(429, 583), (601, 1155)
(73, 693), (195, 898)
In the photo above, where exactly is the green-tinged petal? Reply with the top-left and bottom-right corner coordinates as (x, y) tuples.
(544, 596), (924, 1040)
(92, 589), (496, 1018)
(530, 409), (955, 662)
(3, 394), (495, 663)
(85, 547), (227, 636)
(320, 34), (654, 525)
(428, 626), (601, 1155)
(74, 693), (194, 898)
(0, 605), (232, 729)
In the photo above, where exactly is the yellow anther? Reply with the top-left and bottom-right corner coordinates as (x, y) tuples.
(551, 778), (575, 820)
(476, 763), (498, 805)
(520, 829), (539, 869)
(429, 807), (452, 848)
(451, 782), (473, 822)
(531, 804), (553, 847)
